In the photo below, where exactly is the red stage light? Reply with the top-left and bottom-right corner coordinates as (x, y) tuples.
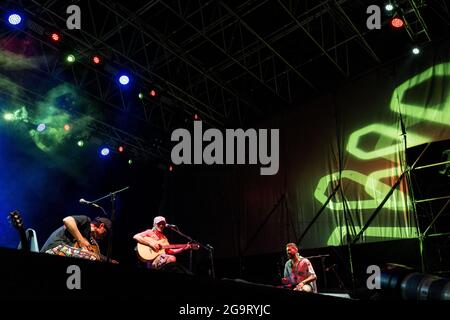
(149, 89), (157, 97)
(92, 55), (101, 64)
(391, 17), (404, 28)
(169, 165), (173, 172)
(194, 114), (199, 120)
(51, 33), (60, 42)
(118, 146), (124, 153)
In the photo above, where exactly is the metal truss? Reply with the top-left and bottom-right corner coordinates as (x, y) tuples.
(2, 0), (445, 147)
(0, 71), (168, 162)
(17, 0), (387, 128)
(22, 0), (258, 128)
(401, 0), (432, 45)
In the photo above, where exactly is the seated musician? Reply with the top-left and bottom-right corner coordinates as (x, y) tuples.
(281, 242), (318, 293)
(40, 215), (113, 262)
(133, 216), (192, 270)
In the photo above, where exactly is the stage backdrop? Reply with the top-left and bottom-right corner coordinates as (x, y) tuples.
(167, 41), (450, 258)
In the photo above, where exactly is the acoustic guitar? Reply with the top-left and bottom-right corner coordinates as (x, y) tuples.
(136, 238), (199, 262)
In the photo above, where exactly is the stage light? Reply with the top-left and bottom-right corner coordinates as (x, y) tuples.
(66, 54), (76, 63)
(118, 75), (130, 86)
(128, 159), (133, 165)
(412, 47), (420, 55)
(194, 114), (199, 120)
(169, 165), (173, 172)
(8, 13), (22, 25)
(391, 17), (404, 28)
(118, 146), (124, 153)
(3, 113), (14, 121)
(379, 265), (450, 300)
(77, 140), (84, 147)
(149, 89), (157, 97)
(138, 92), (144, 99)
(51, 33), (60, 42)
(385, 3), (394, 11)
(37, 124), (46, 132)
(100, 147), (110, 156)
(92, 55), (101, 64)
(64, 124), (71, 131)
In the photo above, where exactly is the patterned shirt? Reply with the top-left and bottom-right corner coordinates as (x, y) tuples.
(284, 255), (317, 293)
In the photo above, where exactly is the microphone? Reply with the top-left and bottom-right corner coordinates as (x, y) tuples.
(166, 224), (177, 229)
(79, 198), (100, 208)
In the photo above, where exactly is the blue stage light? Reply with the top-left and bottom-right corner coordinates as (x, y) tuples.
(8, 13), (22, 25)
(100, 147), (110, 156)
(118, 75), (130, 86)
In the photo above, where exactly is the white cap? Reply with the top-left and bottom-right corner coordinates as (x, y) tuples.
(153, 216), (166, 225)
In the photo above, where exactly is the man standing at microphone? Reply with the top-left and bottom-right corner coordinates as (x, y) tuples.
(133, 216), (192, 270)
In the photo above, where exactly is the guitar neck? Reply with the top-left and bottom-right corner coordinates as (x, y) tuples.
(161, 244), (188, 249)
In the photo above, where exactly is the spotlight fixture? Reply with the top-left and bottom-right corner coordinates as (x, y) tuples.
(3, 113), (14, 121)
(391, 17), (404, 28)
(7, 13), (22, 25)
(66, 54), (76, 63)
(412, 47), (420, 55)
(100, 147), (110, 156)
(118, 74), (130, 86)
(51, 33), (60, 42)
(385, 3), (394, 11)
(92, 55), (101, 64)
(37, 124), (46, 132)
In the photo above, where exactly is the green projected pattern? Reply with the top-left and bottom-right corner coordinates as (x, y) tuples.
(313, 61), (450, 246)
(390, 63), (450, 126)
(346, 123), (428, 160)
(314, 169), (407, 211)
(326, 226), (418, 246)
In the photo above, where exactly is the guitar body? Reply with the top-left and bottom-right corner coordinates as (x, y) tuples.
(73, 241), (100, 255)
(136, 238), (170, 262)
(73, 240), (102, 260)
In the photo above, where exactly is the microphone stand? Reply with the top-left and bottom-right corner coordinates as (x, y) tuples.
(168, 226), (215, 280)
(90, 186), (130, 263)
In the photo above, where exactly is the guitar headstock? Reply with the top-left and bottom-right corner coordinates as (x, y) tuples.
(8, 210), (24, 230)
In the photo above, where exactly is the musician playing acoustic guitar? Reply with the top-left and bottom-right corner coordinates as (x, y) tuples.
(133, 216), (194, 270)
(40, 215), (114, 262)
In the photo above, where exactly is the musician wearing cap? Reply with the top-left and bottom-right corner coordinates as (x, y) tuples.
(133, 216), (195, 270)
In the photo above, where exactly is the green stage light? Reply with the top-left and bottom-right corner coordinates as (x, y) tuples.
(66, 54), (76, 63)
(77, 140), (84, 147)
(3, 113), (14, 121)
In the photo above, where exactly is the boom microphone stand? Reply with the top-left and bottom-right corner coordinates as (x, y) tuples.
(167, 225), (215, 279)
(89, 186), (130, 262)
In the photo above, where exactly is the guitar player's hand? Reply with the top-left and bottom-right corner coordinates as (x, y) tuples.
(76, 237), (91, 249)
(148, 241), (161, 252)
